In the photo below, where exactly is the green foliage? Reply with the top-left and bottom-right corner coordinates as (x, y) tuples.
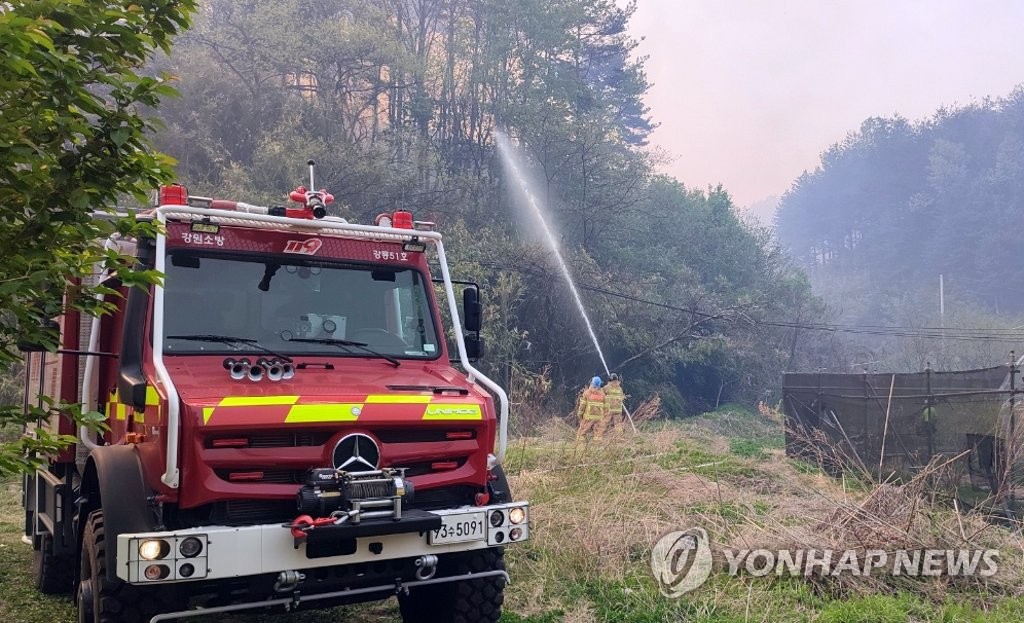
(654, 440), (759, 478)
(729, 438), (769, 459)
(817, 594), (920, 623)
(0, 0), (195, 474)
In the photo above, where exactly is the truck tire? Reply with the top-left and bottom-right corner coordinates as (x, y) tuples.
(77, 510), (179, 623)
(34, 532), (74, 594)
(398, 547), (506, 623)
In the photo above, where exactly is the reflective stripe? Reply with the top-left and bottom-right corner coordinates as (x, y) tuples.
(366, 394), (432, 404)
(106, 389), (121, 420)
(581, 399), (605, 421)
(145, 385), (161, 406)
(604, 386), (624, 414)
(202, 396), (300, 424)
(220, 395), (300, 407)
(285, 403), (363, 423)
(199, 394), (485, 424)
(423, 404), (482, 420)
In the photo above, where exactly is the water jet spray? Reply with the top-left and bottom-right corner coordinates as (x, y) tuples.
(495, 131), (637, 433)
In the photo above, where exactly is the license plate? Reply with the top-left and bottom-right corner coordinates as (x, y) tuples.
(429, 512), (486, 545)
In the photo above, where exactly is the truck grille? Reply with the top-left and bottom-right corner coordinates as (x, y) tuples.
(406, 485), (477, 510)
(401, 458), (467, 477)
(201, 485), (475, 525)
(219, 499), (295, 525)
(202, 426), (483, 506)
(205, 429), (469, 449)
(249, 431), (333, 448)
(205, 431), (333, 449)
(215, 469), (306, 484)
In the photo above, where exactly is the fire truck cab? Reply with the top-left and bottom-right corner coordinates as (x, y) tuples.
(21, 169), (528, 623)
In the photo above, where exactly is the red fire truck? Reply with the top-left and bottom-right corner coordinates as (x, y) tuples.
(21, 163), (529, 623)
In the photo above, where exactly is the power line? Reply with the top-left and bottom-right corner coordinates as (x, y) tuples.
(577, 278), (1024, 341)
(468, 260), (1024, 343)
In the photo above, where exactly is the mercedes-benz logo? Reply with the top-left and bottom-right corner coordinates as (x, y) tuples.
(332, 433), (380, 472)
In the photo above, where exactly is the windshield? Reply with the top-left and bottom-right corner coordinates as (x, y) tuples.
(162, 251), (441, 359)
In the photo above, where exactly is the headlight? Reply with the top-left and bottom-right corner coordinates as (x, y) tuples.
(139, 539), (170, 561)
(179, 536), (203, 558)
(510, 527), (523, 541)
(489, 510), (505, 527)
(509, 507), (526, 525)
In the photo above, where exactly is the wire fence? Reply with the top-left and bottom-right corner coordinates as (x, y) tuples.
(782, 362), (1023, 518)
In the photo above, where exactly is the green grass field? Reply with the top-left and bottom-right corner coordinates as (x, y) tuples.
(3, 406), (1022, 622)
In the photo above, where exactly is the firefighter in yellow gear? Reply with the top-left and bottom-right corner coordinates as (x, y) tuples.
(603, 373), (626, 433)
(576, 376), (609, 440)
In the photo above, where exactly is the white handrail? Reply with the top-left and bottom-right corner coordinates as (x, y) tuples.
(434, 240), (510, 462)
(153, 212), (180, 487)
(80, 237), (122, 451)
(155, 206), (442, 241)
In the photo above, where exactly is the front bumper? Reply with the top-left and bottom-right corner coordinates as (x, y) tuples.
(116, 502), (529, 584)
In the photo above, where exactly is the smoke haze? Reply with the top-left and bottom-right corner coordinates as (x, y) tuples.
(630, 0), (1024, 217)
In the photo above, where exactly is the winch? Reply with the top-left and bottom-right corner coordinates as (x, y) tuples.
(295, 467), (412, 522)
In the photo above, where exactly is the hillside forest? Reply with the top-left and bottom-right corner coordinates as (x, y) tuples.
(145, 0), (833, 417)
(776, 89), (1024, 373)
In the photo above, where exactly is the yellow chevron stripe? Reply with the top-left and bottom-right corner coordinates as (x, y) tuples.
(203, 407), (215, 425)
(365, 394), (432, 404)
(422, 404), (482, 420)
(285, 403), (364, 423)
(145, 385), (161, 406)
(219, 395), (300, 407)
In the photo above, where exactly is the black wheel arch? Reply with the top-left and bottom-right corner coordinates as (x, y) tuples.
(78, 445), (158, 582)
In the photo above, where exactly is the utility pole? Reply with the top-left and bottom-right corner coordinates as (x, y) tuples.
(939, 274), (945, 369)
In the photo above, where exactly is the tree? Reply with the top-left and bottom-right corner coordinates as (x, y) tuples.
(148, 0), (823, 416)
(0, 0), (196, 474)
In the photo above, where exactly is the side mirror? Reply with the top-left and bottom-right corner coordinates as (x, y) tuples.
(118, 372), (149, 411)
(17, 339), (49, 353)
(465, 334), (485, 361)
(463, 287), (482, 333)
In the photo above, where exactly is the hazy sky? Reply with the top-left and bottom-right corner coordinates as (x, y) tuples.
(629, 0), (1024, 215)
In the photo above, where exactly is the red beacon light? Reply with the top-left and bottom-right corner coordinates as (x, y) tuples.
(392, 210), (414, 229)
(158, 183), (189, 206)
(375, 211), (426, 252)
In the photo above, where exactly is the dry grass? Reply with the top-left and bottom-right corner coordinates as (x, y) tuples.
(3, 404), (1023, 622)
(503, 405), (1024, 621)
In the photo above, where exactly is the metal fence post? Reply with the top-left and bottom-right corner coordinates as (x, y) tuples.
(926, 362), (934, 463)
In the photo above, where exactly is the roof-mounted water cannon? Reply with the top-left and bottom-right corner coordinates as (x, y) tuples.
(288, 160), (334, 220)
(156, 160), (335, 220)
